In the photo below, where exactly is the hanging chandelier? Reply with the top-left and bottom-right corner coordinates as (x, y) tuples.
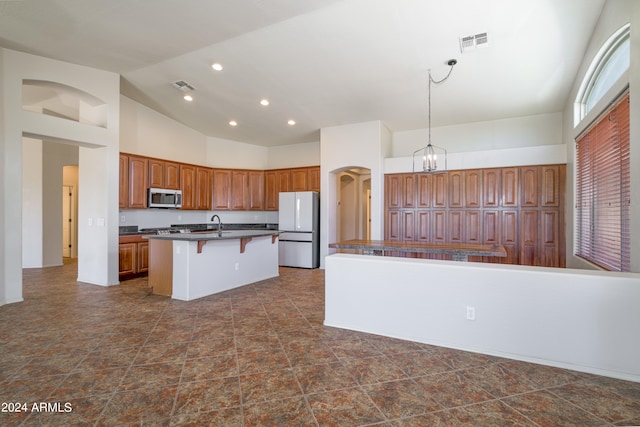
(413, 59), (457, 173)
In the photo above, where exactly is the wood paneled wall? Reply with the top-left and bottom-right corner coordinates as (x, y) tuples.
(384, 164), (566, 267)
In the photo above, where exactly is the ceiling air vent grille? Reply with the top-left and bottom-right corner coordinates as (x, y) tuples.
(171, 80), (196, 92)
(459, 32), (489, 52)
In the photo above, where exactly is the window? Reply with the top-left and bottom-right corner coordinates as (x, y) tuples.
(575, 94), (630, 271)
(575, 24), (630, 125)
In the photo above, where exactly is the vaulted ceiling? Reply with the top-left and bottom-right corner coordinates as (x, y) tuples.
(0, 0), (606, 146)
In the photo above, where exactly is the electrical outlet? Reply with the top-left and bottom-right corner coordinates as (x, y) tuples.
(120, 215), (126, 223)
(235, 262), (240, 271)
(466, 306), (476, 321)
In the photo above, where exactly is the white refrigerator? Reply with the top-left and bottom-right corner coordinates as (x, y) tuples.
(278, 191), (320, 268)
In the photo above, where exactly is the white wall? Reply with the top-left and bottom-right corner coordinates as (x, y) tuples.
(267, 141), (320, 169)
(42, 142), (78, 267)
(1, 47), (120, 305)
(563, 0), (640, 272)
(326, 254), (640, 382)
(22, 137), (43, 268)
(392, 112), (563, 157)
(320, 121), (392, 268)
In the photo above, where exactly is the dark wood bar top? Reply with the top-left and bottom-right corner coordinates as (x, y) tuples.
(329, 239), (507, 261)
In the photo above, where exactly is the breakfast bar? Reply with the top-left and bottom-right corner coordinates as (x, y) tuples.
(329, 239), (507, 261)
(144, 230), (279, 301)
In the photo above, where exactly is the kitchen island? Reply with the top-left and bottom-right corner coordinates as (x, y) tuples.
(144, 230), (279, 301)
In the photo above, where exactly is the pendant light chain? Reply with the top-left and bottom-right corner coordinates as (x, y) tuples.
(413, 59), (457, 173)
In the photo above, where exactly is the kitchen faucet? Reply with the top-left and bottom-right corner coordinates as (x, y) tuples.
(210, 214), (223, 236)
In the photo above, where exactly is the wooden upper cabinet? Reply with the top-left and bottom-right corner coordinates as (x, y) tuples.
(164, 161), (180, 190)
(277, 170), (291, 193)
(521, 166), (539, 207)
(212, 169), (232, 210)
(179, 164), (196, 210)
(148, 159), (164, 188)
(432, 173), (448, 207)
(448, 171), (464, 208)
(501, 167), (519, 207)
(308, 166), (320, 192)
(195, 167), (213, 210)
(483, 169), (500, 207)
(402, 174), (416, 208)
(231, 170), (249, 210)
(291, 168), (308, 191)
(541, 165), (562, 207)
(149, 158), (181, 190)
(248, 170), (264, 210)
(417, 173), (431, 208)
(128, 155), (148, 209)
(119, 154), (129, 208)
(464, 170), (482, 208)
(264, 170), (278, 211)
(385, 174), (403, 209)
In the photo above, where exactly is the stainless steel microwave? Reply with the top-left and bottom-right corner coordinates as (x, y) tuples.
(148, 188), (182, 208)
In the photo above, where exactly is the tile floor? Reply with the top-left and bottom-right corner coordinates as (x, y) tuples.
(1, 259), (639, 426)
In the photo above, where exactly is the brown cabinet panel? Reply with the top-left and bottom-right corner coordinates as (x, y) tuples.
(465, 170), (482, 208)
(179, 164), (196, 210)
(432, 173), (448, 207)
(248, 170), (264, 210)
(291, 168), (308, 191)
(465, 211), (482, 243)
(386, 210), (401, 241)
(448, 211), (464, 243)
(148, 159), (164, 188)
(483, 210), (501, 263)
(264, 170), (278, 211)
(195, 167), (213, 210)
(402, 210), (415, 241)
(212, 169), (232, 210)
(119, 242), (137, 275)
(416, 211), (431, 242)
(448, 171), (464, 208)
(137, 241), (149, 273)
(541, 210), (560, 267)
(308, 166), (320, 192)
(128, 155), (148, 209)
(417, 173), (431, 208)
(541, 165), (561, 207)
(385, 174), (403, 209)
(277, 170), (291, 193)
(502, 167), (519, 207)
(483, 169), (500, 207)
(231, 170), (249, 210)
(402, 174), (416, 208)
(520, 210), (539, 265)
(119, 154), (128, 209)
(502, 210), (519, 264)
(521, 166), (538, 207)
(164, 161), (180, 190)
(433, 211), (447, 243)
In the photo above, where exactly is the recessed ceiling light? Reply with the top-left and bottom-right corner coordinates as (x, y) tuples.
(229, 120), (238, 126)
(211, 63), (223, 71)
(183, 94), (193, 102)
(260, 99), (269, 106)
(287, 120), (296, 126)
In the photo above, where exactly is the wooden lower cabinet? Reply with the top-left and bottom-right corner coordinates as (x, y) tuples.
(119, 235), (151, 279)
(384, 164), (565, 267)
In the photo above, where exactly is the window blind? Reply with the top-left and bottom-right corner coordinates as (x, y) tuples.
(575, 94), (630, 272)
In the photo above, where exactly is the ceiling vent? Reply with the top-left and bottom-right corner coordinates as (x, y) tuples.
(171, 80), (196, 92)
(459, 32), (489, 52)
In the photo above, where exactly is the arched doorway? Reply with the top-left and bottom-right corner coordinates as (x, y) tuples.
(335, 168), (371, 242)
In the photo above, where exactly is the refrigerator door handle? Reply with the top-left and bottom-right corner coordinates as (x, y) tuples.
(295, 197), (301, 229)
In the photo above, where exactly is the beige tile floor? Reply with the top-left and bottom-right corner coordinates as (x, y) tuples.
(1, 259), (639, 426)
